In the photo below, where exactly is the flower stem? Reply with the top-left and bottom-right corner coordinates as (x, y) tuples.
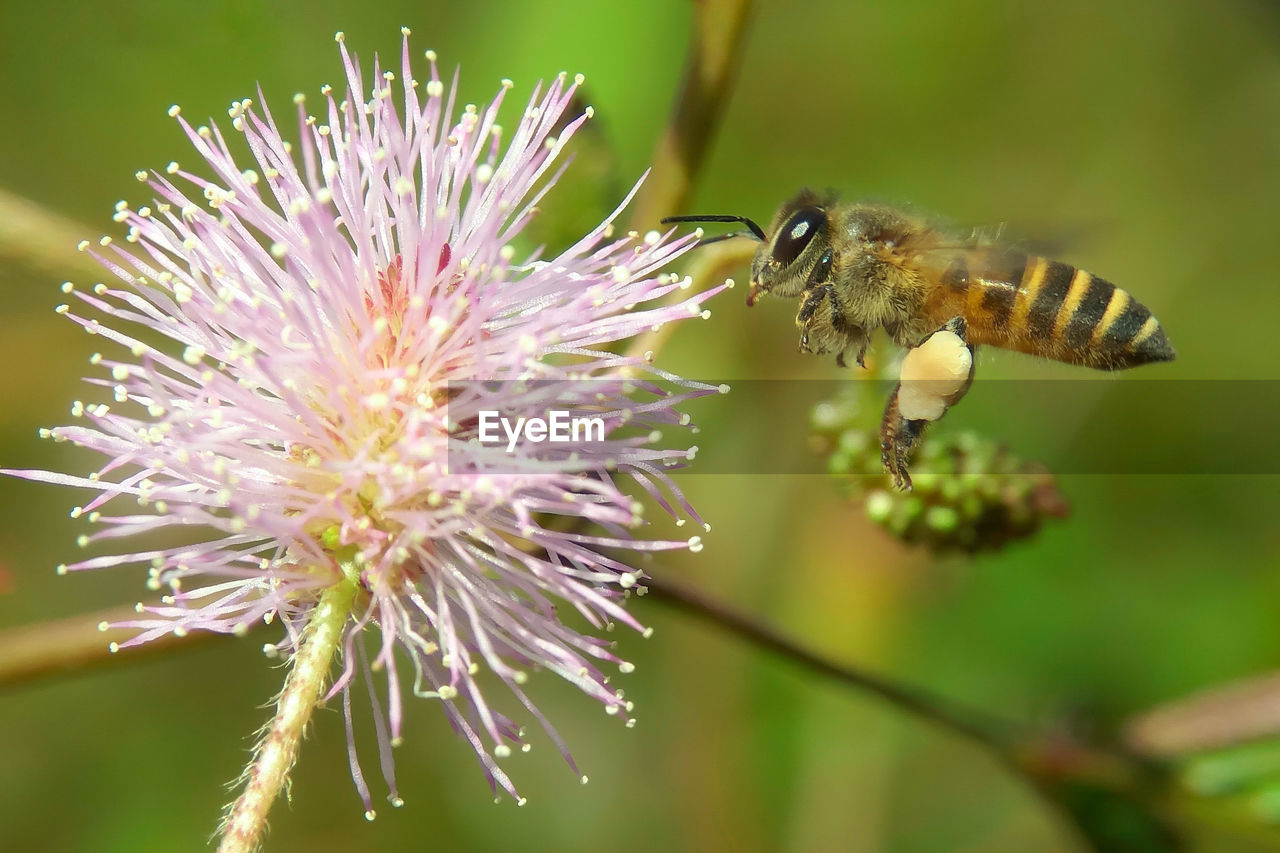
(217, 576), (358, 853)
(641, 574), (1021, 752)
(0, 601), (222, 689)
(0, 186), (119, 281)
(626, 0), (755, 231)
(613, 0), (755, 365)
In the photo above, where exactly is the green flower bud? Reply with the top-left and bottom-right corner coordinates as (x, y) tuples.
(811, 389), (1069, 553)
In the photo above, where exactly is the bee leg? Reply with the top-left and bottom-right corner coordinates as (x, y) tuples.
(880, 317), (976, 491)
(797, 284), (857, 362)
(836, 330), (870, 369)
(848, 331), (871, 369)
(880, 388), (925, 491)
(797, 284), (835, 353)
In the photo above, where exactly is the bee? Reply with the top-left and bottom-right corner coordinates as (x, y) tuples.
(664, 189), (1175, 489)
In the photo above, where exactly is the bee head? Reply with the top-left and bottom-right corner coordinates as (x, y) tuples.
(748, 195), (832, 305)
(659, 189), (835, 305)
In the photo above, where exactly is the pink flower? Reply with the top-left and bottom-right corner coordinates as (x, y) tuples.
(6, 30), (722, 811)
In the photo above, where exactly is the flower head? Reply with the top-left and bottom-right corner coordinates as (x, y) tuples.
(8, 30), (722, 811)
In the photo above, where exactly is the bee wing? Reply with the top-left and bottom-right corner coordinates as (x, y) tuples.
(964, 223), (1008, 247)
(942, 219), (1102, 258)
(908, 242), (1030, 290)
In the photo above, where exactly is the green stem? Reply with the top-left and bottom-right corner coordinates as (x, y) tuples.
(641, 575), (1181, 850)
(608, 0), (756, 377)
(217, 575), (358, 853)
(626, 0), (755, 231)
(642, 574), (1020, 751)
(0, 186), (115, 281)
(0, 601), (221, 689)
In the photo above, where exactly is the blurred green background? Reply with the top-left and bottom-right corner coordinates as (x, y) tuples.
(2, 0), (1279, 850)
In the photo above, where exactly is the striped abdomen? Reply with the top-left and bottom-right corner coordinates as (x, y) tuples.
(925, 250), (1175, 369)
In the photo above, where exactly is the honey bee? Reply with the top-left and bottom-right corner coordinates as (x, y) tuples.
(664, 189), (1175, 489)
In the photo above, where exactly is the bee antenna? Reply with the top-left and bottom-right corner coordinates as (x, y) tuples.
(661, 214), (766, 242)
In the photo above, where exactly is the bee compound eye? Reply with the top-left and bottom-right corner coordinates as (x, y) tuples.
(771, 206), (827, 267)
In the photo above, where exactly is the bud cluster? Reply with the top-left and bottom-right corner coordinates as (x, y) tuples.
(811, 391), (1069, 553)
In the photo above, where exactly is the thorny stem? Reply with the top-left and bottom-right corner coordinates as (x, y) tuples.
(0, 568), (1237, 846)
(217, 574), (358, 853)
